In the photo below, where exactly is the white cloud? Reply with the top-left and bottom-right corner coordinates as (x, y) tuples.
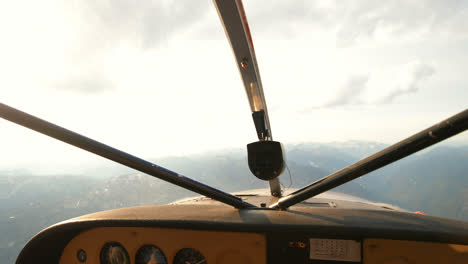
(245, 0), (468, 45)
(308, 75), (369, 109)
(79, 0), (210, 49)
(0, 0), (467, 173)
(378, 61), (436, 103)
(312, 60), (436, 108)
(0, 0), (213, 95)
(48, 69), (115, 93)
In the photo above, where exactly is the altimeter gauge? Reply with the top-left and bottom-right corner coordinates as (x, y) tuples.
(173, 248), (207, 264)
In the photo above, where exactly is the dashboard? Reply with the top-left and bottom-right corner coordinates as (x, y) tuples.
(59, 227), (468, 264)
(16, 204), (468, 264)
(60, 227), (266, 264)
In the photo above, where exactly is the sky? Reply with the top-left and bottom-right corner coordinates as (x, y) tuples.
(0, 0), (467, 173)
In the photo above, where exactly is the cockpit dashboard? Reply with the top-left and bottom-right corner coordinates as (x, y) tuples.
(16, 201), (468, 264)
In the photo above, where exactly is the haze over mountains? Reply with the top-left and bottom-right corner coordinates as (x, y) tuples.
(1, 141), (467, 263)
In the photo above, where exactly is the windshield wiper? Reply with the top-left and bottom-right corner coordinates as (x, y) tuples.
(0, 103), (256, 209)
(270, 108), (468, 209)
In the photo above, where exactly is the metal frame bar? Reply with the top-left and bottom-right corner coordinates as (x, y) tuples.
(270, 109), (468, 209)
(213, 0), (282, 196)
(0, 103), (256, 209)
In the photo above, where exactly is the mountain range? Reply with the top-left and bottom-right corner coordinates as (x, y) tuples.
(0, 141), (467, 263)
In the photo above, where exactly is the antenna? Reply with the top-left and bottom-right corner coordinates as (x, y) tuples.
(213, 0), (284, 197)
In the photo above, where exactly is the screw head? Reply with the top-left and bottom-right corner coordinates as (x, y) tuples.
(77, 249), (87, 263)
(241, 58), (248, 69)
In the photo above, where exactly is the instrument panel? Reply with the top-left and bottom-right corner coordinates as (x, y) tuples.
(59, 228), (468, 264)
(19, 204), (467, 264)
(59, 227), (266, 264)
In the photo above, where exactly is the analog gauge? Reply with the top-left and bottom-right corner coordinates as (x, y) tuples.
(173, 248), (207, 264)
(135, 245), (168, 264)
(100, 242), (130, 264)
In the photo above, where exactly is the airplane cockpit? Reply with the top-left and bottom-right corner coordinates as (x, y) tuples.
(16, 194), (468, 263)
(1, 0), (467, 263)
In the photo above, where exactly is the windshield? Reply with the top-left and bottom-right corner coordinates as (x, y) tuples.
(1, 0), (467, 262)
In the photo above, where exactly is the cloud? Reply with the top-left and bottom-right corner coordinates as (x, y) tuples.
(79, 0), (211, 49)
(301, 75), (369, 111)
(246, 0), (334, 36)
(245, 0), (468, 45)
(378, 61), (436, 103)
(0, 0), (452, 96)
(305, 61), (435, 110)
(32, 0), (212, 94)
(334, 0), (468, 46)
(322, 75), (369, 107)
(51, 71), (114, 94)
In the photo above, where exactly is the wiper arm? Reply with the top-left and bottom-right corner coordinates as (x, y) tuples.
(271, 108), (468, 209)
(0, 103), (256, 209)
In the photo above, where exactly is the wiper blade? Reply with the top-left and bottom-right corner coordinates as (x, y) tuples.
(0, 103), (256, 209)
(271, 108), (468, 209)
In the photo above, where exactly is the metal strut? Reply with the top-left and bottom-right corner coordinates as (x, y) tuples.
(271, 108), (468, 209)
(213, 0), (282, 197)
(0, 103), (257, 209)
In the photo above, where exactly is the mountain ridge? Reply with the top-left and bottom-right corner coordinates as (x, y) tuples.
(0, 141), (467, 263)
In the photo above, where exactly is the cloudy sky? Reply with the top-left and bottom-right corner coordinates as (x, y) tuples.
(0, 0), (467, 173)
